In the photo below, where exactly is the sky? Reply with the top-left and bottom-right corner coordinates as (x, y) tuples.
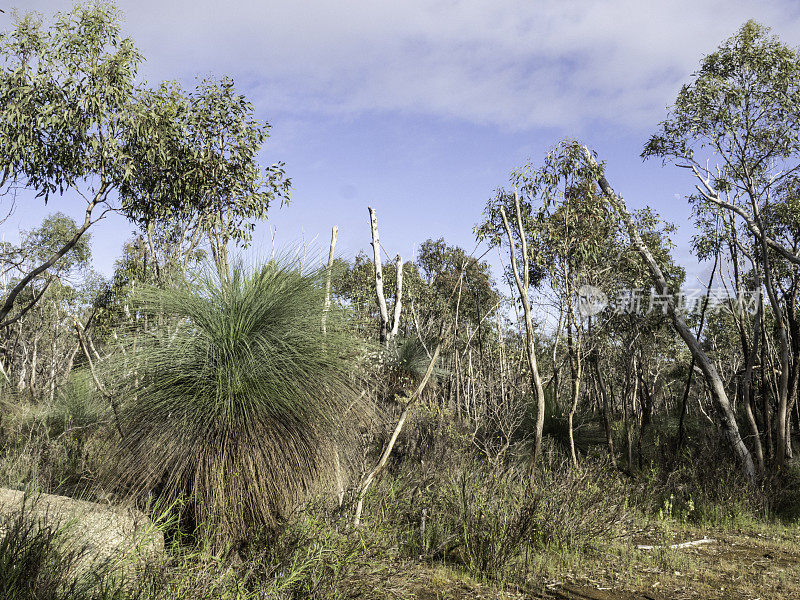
(5, 0), (800, 291)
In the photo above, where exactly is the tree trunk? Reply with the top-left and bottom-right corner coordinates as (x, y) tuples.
(743, 299), (765, 476)
(368, 207), (391, 345)
(390, 254), (403, 340)
(594, 356), (617, 468)
(584, 147), (756, 483)
(499, 192), (547, 473)
(0, 195), (103, 326)
(322, 225), (338, 335)
(567, 315), (582, 469)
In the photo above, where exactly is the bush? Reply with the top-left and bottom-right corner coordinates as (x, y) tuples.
(106, 260), (367, 544)
(634, 430), (769, 527)
(368, 436), (631, 581)
(46, 370), (109, 439)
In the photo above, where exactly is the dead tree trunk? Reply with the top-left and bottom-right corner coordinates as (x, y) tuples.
(369, 207), (390, 344)
(368, 208), (402, 345)
(390, 254), (403, 340)
(322, 225), (338, 335)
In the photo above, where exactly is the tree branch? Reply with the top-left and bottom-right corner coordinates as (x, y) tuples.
(0, 190), (106, 325)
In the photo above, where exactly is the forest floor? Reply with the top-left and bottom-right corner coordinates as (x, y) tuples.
(371, 524), (800, 600)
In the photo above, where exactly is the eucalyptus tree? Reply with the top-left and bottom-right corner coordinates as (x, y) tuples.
(591, 207), (684, 471)
(1, 214), (91, 395)
(478, 188), (547, 470)
(413, 239), (500, 422)
(0, 3), (290, 327)
(577, 143), (757, 483)
(688, 200), (767, 474)
(527, 179), (622, 467)
(121, 79), (290, 279)
(481, 153), (683, 469)
(0, 3), (140, 326)
(416, 238), (499, 332)
(644, 20), (800, 469)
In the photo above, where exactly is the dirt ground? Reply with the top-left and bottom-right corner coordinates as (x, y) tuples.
(400, 527), (800, 600)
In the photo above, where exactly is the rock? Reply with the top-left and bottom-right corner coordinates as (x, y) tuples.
(0, 487), (164, 572)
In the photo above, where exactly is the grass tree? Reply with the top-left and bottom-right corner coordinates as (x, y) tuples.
(107, 259), (364, 543)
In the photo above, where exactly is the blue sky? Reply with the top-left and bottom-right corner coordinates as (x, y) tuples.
(5, 0), (800, 290)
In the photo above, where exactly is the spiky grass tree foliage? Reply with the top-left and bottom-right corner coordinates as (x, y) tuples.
(108, 260), (362, 542)
(382, 336), (446, 396)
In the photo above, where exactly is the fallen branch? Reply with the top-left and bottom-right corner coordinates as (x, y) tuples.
(352, 342), (441, 527)
(636, 537), (715, 550)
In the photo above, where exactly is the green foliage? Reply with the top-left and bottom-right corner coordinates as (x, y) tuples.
(120, 78), (291, 266)
(46, 370), (109, 438)
(415, 238), (500, 329)
(332, 239), (498, 344)
(633, 427), (769, 528)
(18, 213), (92, 271)
(479, 141), (683, 301)
(0, 2), (142, 199)
(249, 513), (379, 599)
(1, 212), (92, 293)
(0, 3), (289, 320)
(366, 427), (630, 582)
(106, 259), (365, 542)
(644, 20), (800, 179)
(643, 19), (800, 258)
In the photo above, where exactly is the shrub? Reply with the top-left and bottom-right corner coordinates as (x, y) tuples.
(107, 260), (366, 544)
(46, 370), (109, 439)
(369, 437), (630, 581)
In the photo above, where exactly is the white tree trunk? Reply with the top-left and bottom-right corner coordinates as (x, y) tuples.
(368, 207), (391, 344)
(499, 192), (547, 472)
(584, 146), (756, 483)
(322, 225), (338, 335)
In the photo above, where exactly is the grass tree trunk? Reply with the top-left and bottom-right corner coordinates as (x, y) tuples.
(584, 147), (757, 484)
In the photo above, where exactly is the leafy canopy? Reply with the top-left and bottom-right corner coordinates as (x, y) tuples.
(643, 20), (800, 194)
(0, 3), (142, 199)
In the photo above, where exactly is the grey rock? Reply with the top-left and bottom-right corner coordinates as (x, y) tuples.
(0, 488), (164, 573)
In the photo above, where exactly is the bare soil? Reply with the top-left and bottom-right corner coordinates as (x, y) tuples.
(393, 527), (800, 600)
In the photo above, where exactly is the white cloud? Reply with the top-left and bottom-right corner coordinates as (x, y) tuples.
(9, 0), (800, 131)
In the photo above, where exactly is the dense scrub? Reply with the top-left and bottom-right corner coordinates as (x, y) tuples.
(2, 5), (800, 599)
